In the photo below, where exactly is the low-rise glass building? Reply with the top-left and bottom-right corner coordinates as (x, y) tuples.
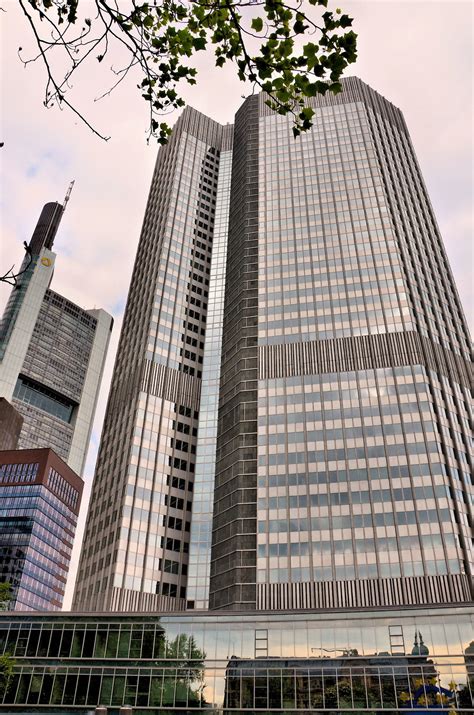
(0, 604), (472, 712)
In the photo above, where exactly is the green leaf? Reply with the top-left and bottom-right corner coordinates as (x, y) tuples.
(193, 36), (206, 51)
(339, 14), (353, 28)
(251, 17), (263, 32)
(300, 106), (314, 121)
(293, 18), (306, 34)
(276, 88), (290, 103)
(304, 82), (318, 97)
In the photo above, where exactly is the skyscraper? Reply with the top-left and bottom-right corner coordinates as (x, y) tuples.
(73, 78), (472, 614)
(74, 111), (232, 611)
(0, 194), (113, 475)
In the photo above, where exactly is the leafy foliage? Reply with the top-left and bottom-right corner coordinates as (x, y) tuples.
(0, 583), (12, 610)
(17, 0), (357, 142)
(0, 655), (14, 699)
(151, 633), (207, 706)
(0, 583), (14, 699)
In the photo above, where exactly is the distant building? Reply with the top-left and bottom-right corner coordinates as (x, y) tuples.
(0, 193), (113, 475)
(0, 447), (83, 610)
(0, 398), (23, 451)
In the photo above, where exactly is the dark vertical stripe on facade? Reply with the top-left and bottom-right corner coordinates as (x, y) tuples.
(210, 96), (259, 610)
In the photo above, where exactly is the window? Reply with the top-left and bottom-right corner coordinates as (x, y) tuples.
(13, 375), (76, 423)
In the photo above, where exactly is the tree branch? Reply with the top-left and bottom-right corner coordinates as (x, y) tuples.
(13, 0), (356, 142)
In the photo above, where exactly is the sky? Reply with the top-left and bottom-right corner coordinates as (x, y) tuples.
(0, 0), (472, 609)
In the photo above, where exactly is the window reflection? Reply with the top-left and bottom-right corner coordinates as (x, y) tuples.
(0, 611), (472, 710)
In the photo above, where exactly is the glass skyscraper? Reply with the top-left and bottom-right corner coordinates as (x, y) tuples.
(73, 78), (472, 614)
(0, 448), (83, 610)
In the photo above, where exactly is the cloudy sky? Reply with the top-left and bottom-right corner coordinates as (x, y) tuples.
(1, 0), (472, 608)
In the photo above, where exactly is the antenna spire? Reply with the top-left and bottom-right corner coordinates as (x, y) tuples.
(62, 180), (75, 211)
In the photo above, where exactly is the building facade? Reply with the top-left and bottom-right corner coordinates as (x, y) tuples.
(0, 448), (83, 610)
(211, 80), (473, 611)
(0, 198), (113, 476)
(73, 112), (232, 612)
(0, 604), (473, 712)
(73, 78), (472, 614)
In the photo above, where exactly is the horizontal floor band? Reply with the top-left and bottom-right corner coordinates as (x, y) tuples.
(258, 330), (471, 387)
(257, 572), (472, 611)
